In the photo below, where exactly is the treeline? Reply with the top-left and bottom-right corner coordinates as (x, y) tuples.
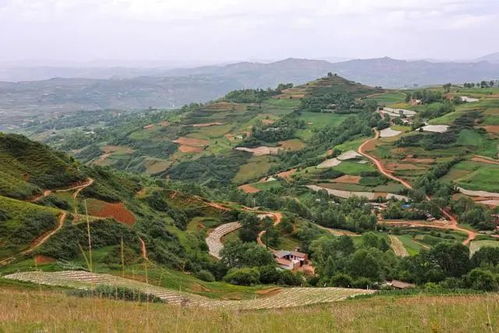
(309, 233), (499, 291)
(241, 116), (306, 146)
(224, 83), (293, 104)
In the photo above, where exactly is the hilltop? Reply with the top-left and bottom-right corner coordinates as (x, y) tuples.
(2, 57), (499, 130)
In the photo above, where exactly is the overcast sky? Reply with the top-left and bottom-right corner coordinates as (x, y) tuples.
(1, 0), (498, 66)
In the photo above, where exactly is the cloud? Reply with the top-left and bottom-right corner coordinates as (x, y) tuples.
(0, 0), (497, 62)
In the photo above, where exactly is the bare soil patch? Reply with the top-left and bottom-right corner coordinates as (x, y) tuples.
(386, 163), (425, 170)
(143, 124), (155, 130)
(332, 175), (361, 184)
(238, 184), (261, 193)
(90, 202), (136, 225)
(276, 168), (296, 180)
(471, 156), (499, 165)
(235, 146), (281, 156)
(173, 137), (209, 147)
(402, 156), (435, 164)
(481, 125), (499, 134)
(256, 287), (282, 296)
(192, 122), (224, 127)
(178, 145), (204, 153)
(102, 145), (134, 154)
(34, 255), (56, 265)
(159, 121), (170, 127)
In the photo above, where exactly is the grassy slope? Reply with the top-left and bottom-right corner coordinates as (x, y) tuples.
(0, 289), (496, 332)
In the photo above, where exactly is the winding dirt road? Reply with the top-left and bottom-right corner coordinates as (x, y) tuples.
(0, 178), (95, 266)
(358, 129), (476, 245)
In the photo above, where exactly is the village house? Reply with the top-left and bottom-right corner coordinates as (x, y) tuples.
(273, 249), (308, 271)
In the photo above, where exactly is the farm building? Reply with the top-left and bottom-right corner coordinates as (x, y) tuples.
(274, 249), (308, 271)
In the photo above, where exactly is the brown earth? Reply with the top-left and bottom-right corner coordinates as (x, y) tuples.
(471, 155), (499, 165)
(238, 184), (261, 193)
(276, 168), (296, 180)
(481, 125), (499, 134)
(192, 122), (224, 127)
(91, 202), (136, 225)
(256, 287), (282, 296)
(34, 255), (56, 265)
(332, 175), (361, 184)
(143, 124), (155, 130)
(402, 157), (435, 164)
(178, 145), (204, 153)
(386, 163), (425, 170)
(173, 137), (209, 147)
(101, 145), (134, 154)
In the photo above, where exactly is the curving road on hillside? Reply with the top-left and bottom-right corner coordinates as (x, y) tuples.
(358, 129), (476, 245)
(0, 178), (95, 266)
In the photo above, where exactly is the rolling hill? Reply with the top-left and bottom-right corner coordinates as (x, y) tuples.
(1, 73), (498, 328)
(2, 57), (499, 130)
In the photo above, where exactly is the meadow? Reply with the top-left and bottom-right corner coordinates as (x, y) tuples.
(0, 288), (496, 332)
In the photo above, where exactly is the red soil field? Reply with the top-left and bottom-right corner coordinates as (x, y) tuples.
(276, 168), (296, 180)
(34, 255), (56, 265)
(238, 184), (261, 193)
(91, 202), (136, 225)
(178, 145), (204, 153)
(173, 137), (209, 147)
(332, 175), (361, 184)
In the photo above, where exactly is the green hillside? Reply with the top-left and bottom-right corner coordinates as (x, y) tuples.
(2, 76), (498, 323)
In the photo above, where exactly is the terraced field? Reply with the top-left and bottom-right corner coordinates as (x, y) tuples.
(5, 271), (374, 310)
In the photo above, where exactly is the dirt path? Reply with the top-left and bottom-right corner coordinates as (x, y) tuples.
(1, 178), (95, 266)
(29, 178), (95, 203)
(315, 224), (360, 237)
(205, 222), (242, 259)
(139, 237), (149, 261)
(472, 155), (499, 165)
(256, 212), (283, 249)
(388, 235), (409, 257)
(358, 130), (476, 245)
(0, 212), (67, 266)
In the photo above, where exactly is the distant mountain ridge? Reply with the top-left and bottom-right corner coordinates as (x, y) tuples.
(1, 56), (499, 128)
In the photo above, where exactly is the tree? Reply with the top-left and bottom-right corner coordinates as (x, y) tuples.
(348, 249), (382, 280)
(465, 268), (498, 291)
(238, 212), (260, 242)
(429, 243), (470, 278)
(330, 273), (353, 287)
(471, 247), (499, 268)
(223, 267), (261, 285)
(221, 240), (274, 269)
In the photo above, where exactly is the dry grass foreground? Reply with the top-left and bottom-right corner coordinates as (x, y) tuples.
(0, 289), (497, 332)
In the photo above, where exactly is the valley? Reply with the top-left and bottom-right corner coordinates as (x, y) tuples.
(1, 72), (498, 331)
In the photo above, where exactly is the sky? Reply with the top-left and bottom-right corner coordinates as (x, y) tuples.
(1, 0), (498, 66)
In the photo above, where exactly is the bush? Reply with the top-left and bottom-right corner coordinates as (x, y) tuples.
(223, 267), (261, 285)
(68, 285), (164, 303)
(465, 269), (499, 291)
(330, 273), (353, 287)
(196, 270), (215, 282)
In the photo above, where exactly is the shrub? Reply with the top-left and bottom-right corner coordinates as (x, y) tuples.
(223, 267), (261, 285)
(68, 285), (164, 303)
(330, 273), (353, 288)
(196, 270), (215, 282)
